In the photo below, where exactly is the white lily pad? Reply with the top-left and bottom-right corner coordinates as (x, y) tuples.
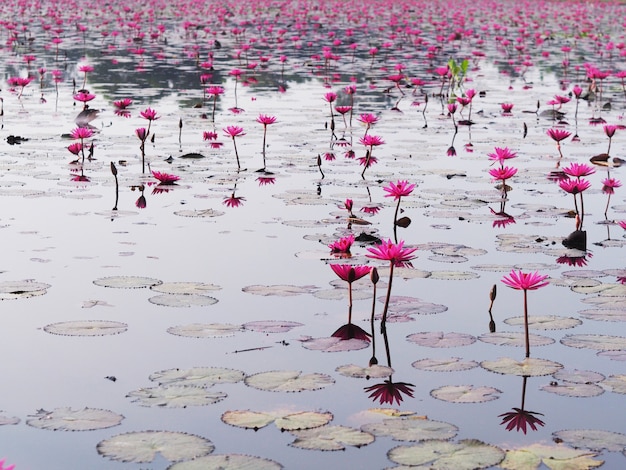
(149, 367), (245, 387)
(174, 209), (225, 218)
(603, 375), (626, 394)
(578, 309), (626, 322)
(406, 331), (476, 348)
(289, 425), (374, 451)
(500, 443), (603, 470)
(553, 369), (605, 384)
(504, 315), (582, 330)
(428, 271), (479, 280)
(243, 320), (304, 333)
(361, 417), (458, 442)
(148, 294), (218, 307)
(167, 323), (243, 338)
(97, 430), (214, 463)
(481, 357), (563, 376)
(387, 439), (505, 469)
(561, 334), (626, 351)
(93, 276), (163, 289)
(168, 454), (282, 470)
(245, 370), (334, 392)
(478, 332), (554, 347)
(0, 280), (50, 300)
(43, 320), (128, 336)
(127, 385), (227, 407)
(242, 284), (318, 296)
(553, 429), (626, 452)
(150, 282), (221, 295)
(597, 350), (626, 361)
(301, 337), (369, 352)
(386, 296), (448, 315)
(0, 413), (20, 426)
(411, 357), (479, 372)
(222, 410), (333, 431)
(571, 283), (626, 296)
(26, 407), (123, 431)
(540, 382), (604, 398)
(430, 385), (501, 403)
(335, 364), (394, 379)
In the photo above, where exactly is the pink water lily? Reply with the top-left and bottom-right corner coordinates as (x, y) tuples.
(151, 171), (180, 185)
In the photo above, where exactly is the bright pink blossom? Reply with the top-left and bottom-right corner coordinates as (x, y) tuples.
(383, 180), (415, 200)
(489, 166), (518, 181)
(70, 127), (93, 139)
(563, 163), (595, 178)
(488, 147), (517, 164)
(547, 128), (571, 142)
(330, 264), (371, 283)
(329, 235), (355, 254)
(367, 239), (417, 267)
(140, 107), (160, 121)
(152, 170), (180, 184)
(559, 178), (591, 194)
(501, 270), (549, 290)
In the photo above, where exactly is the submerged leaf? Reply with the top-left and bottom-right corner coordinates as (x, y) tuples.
(148, 294), (218, 307)
(301, 336), (369, 352)
(150, 282), (221, 295)
(167, 323), (243, 338)
(242, 284), (318, 296)
(26, 407), (123, 431)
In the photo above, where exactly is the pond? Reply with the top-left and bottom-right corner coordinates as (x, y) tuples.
(0, 0), (625, 468)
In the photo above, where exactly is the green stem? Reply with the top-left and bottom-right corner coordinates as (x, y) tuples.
(380, 263), (394, 334)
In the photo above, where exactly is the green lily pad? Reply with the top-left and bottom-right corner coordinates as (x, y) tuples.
(540, 382), (604, 398)
(168, 454), (282, 470)
(361, 417), (458, 442)
(478, 332), (554, 347)
(335, 364), (394, 379)
(603, 375), (626, 394)
(500, 443), (603, 470)
(407, 331), (476, 348)
(503, 315), (582, 330)
(289, 425), (374, 451)
(26, 407), (123, 431)
(221, 410), (333, 431)
(148, 294), (218, 307)
(561, 334), (626, 351)
(481, 357), (563, 376)
(387, 439), (505, 469)
(93, 276), (162, 288)
(430, 385), (501, 403)
(127, 385), (227, 408)
(553, 429), (626, 452)
(167, 323), (243, 338)
(244, 370), (334, 393)
(411, 357), (479, 372)
(43, 320), (128, 336)
(97, 430), (214, 463)
(149, 367), (245, 387)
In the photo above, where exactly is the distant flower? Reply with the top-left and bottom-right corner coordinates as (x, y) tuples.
(367, 239), (417, 267)
(329, 235), (355, 254)
(114, 98), (132, 109)
(78, 64), (94, 73)
(257, 114), (277, 125)
(330, 264), (371, 283)
(70, 127), (93, 139)
(67, 142), (83, 155)
(203, 131), (218, 141)
(323, 92), (337, 103)
(73, 91), (95, 103)
(206, 86), (224, 96)
(501, 270), (549, 291)
(383, 180), (415, 200)
(140, 107), (160, 121)
(361, 205), (381, 215)
(344, 84), (357, 94)
(602, 178), (622, 194)
(501, 103), (514, 113)
(488, 147), (517, 164)
(135, 195), (146, 209)
(332, 323), (371, 341)
(572, 84), (583, 98)
(344, 199), (353, 213)
(223, 125), (245, 138)
(71, 174), (90, 182)
(489, 166), (518, 181)
(324, 152), (336, 161)
(364, 379), (415, 405)
(447, 146), (457, 157)
(223, 194), (246, 207)
(562, 162), (595, 178)
(447, 103), (457, 114)
(359, 135), (385, 147)
(492, 216), (516, 228)
(499, 408), (545, 434)
(152, 170), (180, 184)
(357, 113), (379, 125)
(335, 105), (352, 115)
(547, 128), (571, 142)
(556, 255), (589, 267)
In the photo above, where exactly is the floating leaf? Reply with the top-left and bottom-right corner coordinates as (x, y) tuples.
(0, 413), (19, 426)
(150, 282), (221, 295)
(242, 285), (318, 296)
(244, 370), (334, 392)
(289, 425), (374, 451)
(93, 276), (162, 289)
(335, 364), (393, 379)
(430, 385), (501, 403)
(168, 454), (283, 470)
(127, 385), (227, 407)
(504, 315), (582, 330)
(174, 209), (225, 218)
(43, 320), (128, 336)
(597, 350), (626, 361)
(387, 439), (505, 469)
(222, 410), (332, 431)
(301, 337), (369, 352)
(243, 320), (304, 333)
(0, 280), (50, 300)
(26, 407), (123, 431)
(478, 332), (554, 347)
(561, 334), (626, 351)
(578, 309), (626, 322)
(386, 296), (448, 315)
(553, 429), (626, 452)
(167, 323), (243, 338)
(571, 283), (626, 296)
(361, 417), (458, 442)
(540, 382), (604, 398)
(553, 369), (605, 384)
(481, 357), (563, 376)
(148, 294), (218, 307)
(406, 331), (476, 348)
(97, 430), (214, 463)
(603, 375), (626, 394)
(500, 443), (603, 470)
(428, 271), (479, 280)
(149, 367), (245, 387)
(411, 357), (478, 372)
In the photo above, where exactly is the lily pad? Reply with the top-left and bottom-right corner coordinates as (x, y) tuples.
(578, 309), (626, 322)
(0, 280), (50, 300)
(93, 276), (162, 289)
(335, 364), (394, 379)
(148, 294), (218, 307)
(244, 370), (334, 392)
(481, 357), (563, 376)
(406, 331), (477, 348)
(168, 454), (283, 470)
(428, 271), (479, 280)
(478, 332), (554, 347)
(127, 385), (227, 407)
(301, 337), (369, 352)
(553, 369), (605, 384)
(597, 350), (626, 361)
(386, 296), (448, 315)
(167, 323), (243, 338)
(243, 320), (304, 333)
(242, 284), (318, 296)
(221, 410), (333, 431)
(289, 425), (374, 451)
(504, 315), (582, 330)
(552, 429), (626, 452)
(150, 282), (221, 295)
(26, 407), (123, 431)
(0, 413), (20, 426)
(430, 385), (501, 403)
(540, 382), (604, 398)
(603, 375), (626, 394)
(361, 417), (458, 442)
(174, 209), (225, 218)
(97, 430), (214, 463)
(500, 443), (603, 470)
(149, 367), (245, 387)
(411, 357), (479, 372)
(561, 334), (626, 351)
(43, 320), (128, 336)
(387, 439), (505, 469)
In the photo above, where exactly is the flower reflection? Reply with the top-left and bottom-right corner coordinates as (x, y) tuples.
(152, 170), (180, 184)
(556, 252), (592, 267)
(256, 176), (275, 186)
(364, 379), (415, 406)
(499, 408), (545, 434)
(223, 193), (245, 208)
(331, 323), (371, 341)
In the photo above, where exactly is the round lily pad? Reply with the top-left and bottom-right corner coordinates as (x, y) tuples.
(578, 309), (626, 322)
(411, 357), (479, 372)
(222, 410), (333, 431)
(167, 323), (242, 338)
(168, 454), (282, 470)
(540, 382), (604, 398)
(97, 430), (214, 463)
(597, 350), (626, 361)
(387, 439), (505, 469)
(242, 284), (318, 296)
(503, 315), (582, 330)
(150, 282), (221, 295)
(244, 370), (334, 393)
(362, 417), (458, 442)
(148, 294), (218, 307)
(407, 332), (477, 348)
(0, 280), (50, 300)
(243, 320), (304, 333)
(428, 271), (479, 280)
(500, 443), (603, 469)
(26, 407), (123, 431)
(386, 296), (448, 315)
(553, 369), (605, 384)
(552, 429), (626, 452)
(603, 375), (626, 394)
(335, 364), (394, 379)
(149, 367), (245, 387)
(127, 385), (227, 407)
(478, 332), (554, 347)
(561, 334), (626, 351)
(43, 320), (128, 336)
(93, 276), (162, 289)
(430, 385), (501, 403)
(289, 425), (374, 451)
(301, 337), (370, 352)
(174, 209), (225, 218)
(481, 357), (563, 376)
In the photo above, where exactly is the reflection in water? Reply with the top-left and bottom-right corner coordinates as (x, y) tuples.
(499, 376), (545, 434)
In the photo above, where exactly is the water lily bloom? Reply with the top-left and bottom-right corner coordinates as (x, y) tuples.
(563, 162), (595, 178)
(206, 86), (224, 96)
(335, 105), (352, 115)
(384, 180), (416, 200)
(501, 103), (514, 113)
(357, 113), (379, 125)
(0, 458), (15, 470)
(572, 84), (583, 98)
(70, 127), (93, 139)
(367, 239), (417, 267)
(73, 91), (95, 103)
(152, 170), (180, 184)
(323, 92), (337, 103)
(547, 128), (571, 142)
(488, 147), (517, 164)
(223, 194), (246, 207)
(223, 125), (245, 138)
(140, 107), (160, 121)
(114, 98), (132, 109)
(489, 166), (518, 181)
(331, 323), (371, 341)
(257, 114), (277, 125)
(499, 408), (545, 434)
(364, 379), (415, 405)
(344, 199), (353, 213)
(604, 124), (618, 138)
(329, 235), (355, 254)
(447, 103), (457, 114)
(135, 127), (148, 141)
(330, 264), (371, 283)
(67, 142), (83, 155)
(601, 178), (621, 194)
(502, 270), (549, 291)
(559, 178), (591, 194)
(78, 64), (94, 73)
(447, 146), (457, 157)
